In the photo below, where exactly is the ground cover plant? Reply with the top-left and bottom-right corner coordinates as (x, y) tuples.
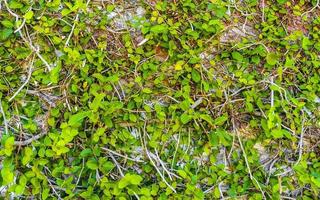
(0, 0), (320, 199)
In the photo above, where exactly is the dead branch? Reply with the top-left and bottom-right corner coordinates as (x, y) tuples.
(101, 147), (144, 162)
(14, 131), (47, 146)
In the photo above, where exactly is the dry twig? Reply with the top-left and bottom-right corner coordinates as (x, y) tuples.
(14, 131), (47, 146)
(140, 123), (177, 193)
(301, 0), (319, 17)
(3, 0), (52, 71)
(295, 112), (306, 166)
(9, 57), (34, 102)
(232, 117), (266, 199)
(108, 152), (140, 200)
(101, 147), (143, 162)
(0, 100), (8, 135)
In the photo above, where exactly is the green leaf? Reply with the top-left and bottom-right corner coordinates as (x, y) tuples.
(119, 173), (143, 188)
(61, 9), (71, 16)
(80, 148), (93, 158)
(50, 65), (61, 84)
(150, 24), (168, 34)
(4, 136), (15, 156)
(214, 187), (220, 198)
(302, 37), (313, 50)
(209, 132), (219, 147)
(68, 111), (90, 126)
(92, 127), (105, 143)
(266, 53), (278, 66)
(1, 158), (14, 185)
(191, 69), (201, 83)
(90, 93), (105, 112)
(42, 188), (50, 200)
(284, 57), (295, 68)
(0, 28), (13, 41)
(22, 147), (33, 165)
(185, 29), (199, 39)
(277, 0), (287, 4)
(177, 170), (187, 178)
(232, 52), (243, 62)
(214, 114), (228, 125)
(311, 172), (320, 187)
(118, 178), (129, 189)
(15, 185), (25, 195)
(1, 167), (14, 185)
(101, 161), (115, 172)
(86, 158), (99, 170)
(270, 84), (281, 92)
(1, 20), (14, 28)
(9, 0), (23, 9)
(142, 88), (153, 94)
(199, 114), (214, 125)
(315, 42), (320, 51)
(180, 113), (192, 124)
(271, 129), (285, 139)
(61, 127), (78, 143)
(129, 174), (143, 185)
(129, 113), (137, 122)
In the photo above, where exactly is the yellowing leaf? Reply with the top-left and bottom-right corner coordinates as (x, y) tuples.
(4, 136), (15, 156)
(1, 168), (14, 185)
(142, 88), (152, 94)
(24, 10), (34, 20)
(175, 61), (184, 71)
(177, 170), (187, 178)
(22, 147), (33, 165)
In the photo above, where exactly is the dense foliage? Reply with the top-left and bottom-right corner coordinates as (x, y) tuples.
(0, 0), (319, 199)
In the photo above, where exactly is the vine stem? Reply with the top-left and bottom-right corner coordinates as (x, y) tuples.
(301, 0), (320, 17)
(0, 100), (8, 135)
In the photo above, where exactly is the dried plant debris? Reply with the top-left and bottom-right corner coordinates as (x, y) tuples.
(0, 0), (320, 199)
